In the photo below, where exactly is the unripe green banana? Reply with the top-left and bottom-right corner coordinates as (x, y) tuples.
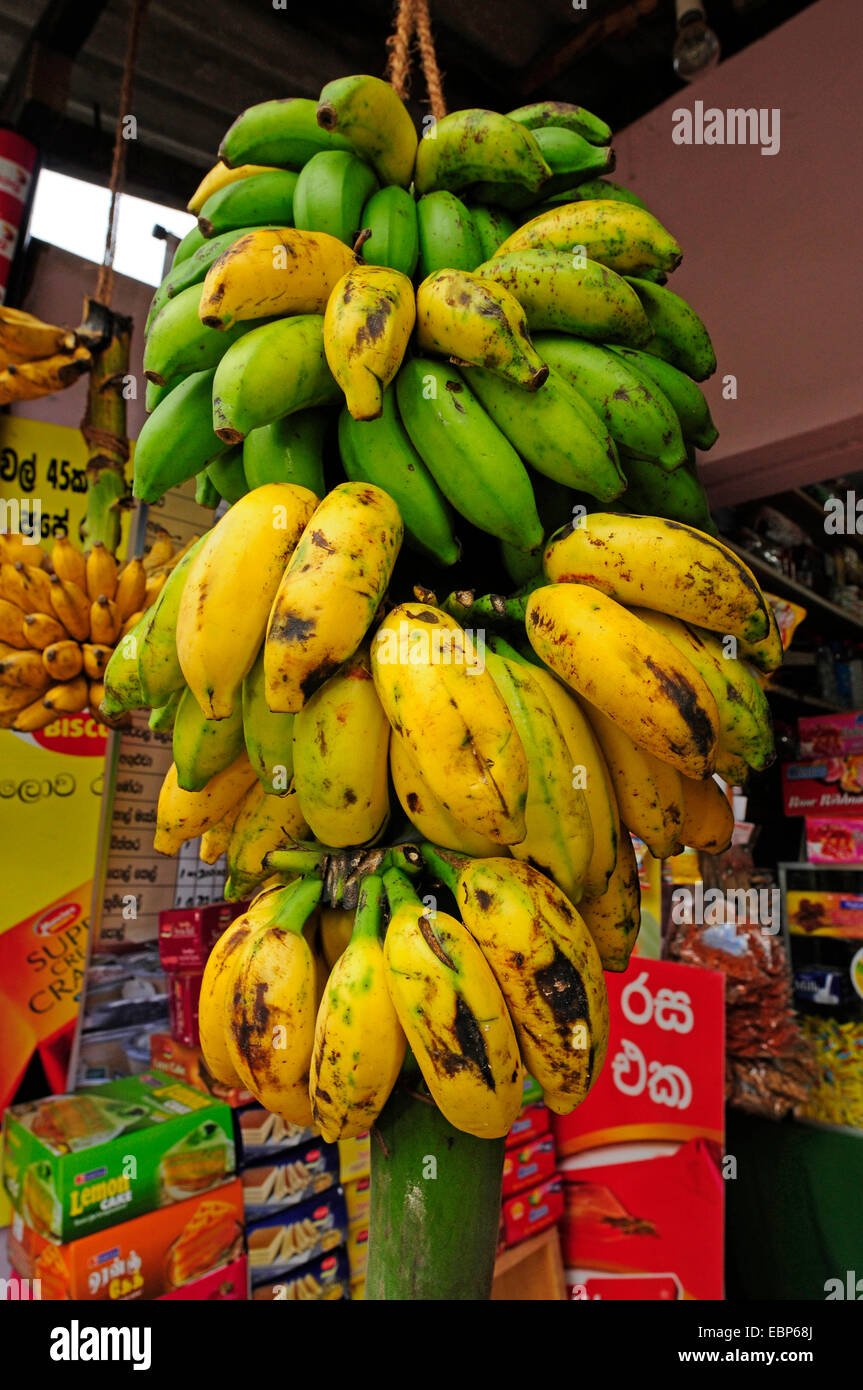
(338, 393), (459, 566)
(173, 685), (245, 792)
(357, 185), (419, 276)
(533, 334), (687, 469)
(148, 688), (182, 732)
(395, 357), (543, 553)
(172, 224), (208, 267)
(212, 314), (340, 444)
(133, 369), (228, 502)
(617, 448), (716, 532)
(609, 346), (718, 449)
(414, 109), (550, 198)
(145, 378), (173, 413)
(195, 472), (220, 510)
(293, 150), (379, 246)
(462, 364), (625, 500)
(507, 101), (612, 147)
(197, 170), (298, 237)
(205, 445), (248, 505)
(561, 178), (647, 209)
(626, 277), (716, 380)
(143, 283), (261, 388)
(416, 191), (483, 277)
(136, 537), (207, 708)
(532, 127), (615, 193)
(219, 97), (352, 168)
(478, 250), (651, 344)
(242, 646), (295, 793)
(242, 409), (326, 493)
(469, 205), (517, 260)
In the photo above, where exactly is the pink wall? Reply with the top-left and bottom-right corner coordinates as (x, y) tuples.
(612, 0), (863, 504)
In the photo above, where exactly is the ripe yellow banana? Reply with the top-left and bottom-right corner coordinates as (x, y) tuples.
(429, 851), (609, 1115)
(0, 648), (50, 690)
(292, 645), (390, 848)
(382, 869), (522, 1139)
(198, 888), (283, 1085)
(389, 729), (502, 857)
(578, 828), (641, 971)
(486, 650), (593, 903)
(265, 482), (403, 714)
(89, 595), (121, 646)
(309, 875), (406, 1140)
(177, 483), (318, 720)
(0, 680), (43, 726)
(678, 774), (734, 853)
(323, 264), (415, 421)
(198, 228), (356, 329)
(525, 583), (719, 778)
(43, 675), (88, 714)
(23, 612), (67, 650)
(0, 304), (75, 365)
(199, 796), (245, 864)
(372, 603), (528, 845)
(415, 269), (548, 390)
(226, 877), (322, 1122)
(225, 780), (310, 900)
(114, 559), (147, 620)
(48, 575), (90, 642)
(316, 74), (417, 188)
(494, 199), (683, 276)
(154, 752), (257, 855)
(582, 702), (684, 858)
(0, 345), (91, 405)
(0, 596), (29, 649)
(187, 161), (275, 214)
(320, 906), (354, 969)
(543, 513), (771, 644)
(50, 536), (87, 589)
(85, 543), (118, 602)
(42, 639), (84, 682)
(11, 693), (56, 731)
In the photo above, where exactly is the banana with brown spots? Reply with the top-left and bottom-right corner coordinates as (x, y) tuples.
(581, 701), (684, 858)
(324, 264), (415, 421)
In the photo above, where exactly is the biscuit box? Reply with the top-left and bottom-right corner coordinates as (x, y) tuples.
(2, 1074), (236, 1243)
(149, 1033), (254, 1108)
(241, 1136), (339, 1216)
(8, 1179), (244, 1301)
(251, 1247), (350, 1301)
(159, 1254), (248, 1301)
(158, 902), (246, 972)
(502, 1135), (557, 1198)
(501, 1175), (564, 1248)
(505, 1102), (550, 1150)
(235, 1105), (316, 1162)
(247, 1186), (348, 1282)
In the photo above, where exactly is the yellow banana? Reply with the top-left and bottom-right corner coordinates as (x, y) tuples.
(187, 161), (275, 214)
(543, 513), (771, 644)
(114, 558), (147, 620)
(154, 752), (257, 855)
(89, 595), (121, 646)
(265, 481), (403, 714)
(177, 482), (318, 719)
(48, 575), (90, 642)
(309, 875), (406, 1140)
(42, 639), (84, 682)
(415, 269), (548, 390)
(292, 645), (390, 848)
(226, 877), (322, 1121)
(199, 797), (245, 865)
(0, 532), (41, 566)
(0, 648), (51, 690)
(143, 529), (174, 571)
(85, 543), (118, 602)
(50, 536), (87, 589)
(0, 304), (75, 365)
(43, 675), (88, 714)
(371, 603), (528, 845)
(323, 264), (415, 421)
(525, 583), (718, 778)
(678, 774), (734, 853)
(0, 680), (43, 725)
(316, 74), (417, 188)
(11, 694), (56, 731)
(486, 650), (593, 903)
(0, 596), (29, 648)
(1, 561), (53, 615)
(22, 612), (67, 649)
(198, 228), (356, 330)
(88, 680), (105, 714)
(582, 702), (684, 858)
(382, 870), (523, 1139)
(389, 729), (503, 857)
(429, 851), (609, 1115)
(494, 199), (683, 276)
(0, 345), (91, 405)
(578, 828), (641, 972)
(320, 906), (354, 969)
(225, 779), (310, 900)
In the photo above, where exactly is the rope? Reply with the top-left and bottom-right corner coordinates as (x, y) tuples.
(95, 0), (149, 306)
(385, 0), (447, 120)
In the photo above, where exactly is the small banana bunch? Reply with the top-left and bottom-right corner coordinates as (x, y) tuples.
(0, 526), (175, 731)
(0, 306), (91, 407)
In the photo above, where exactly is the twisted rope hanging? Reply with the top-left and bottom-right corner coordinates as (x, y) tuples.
(386, 0), (447, 121)
(95, 0), (149, 307)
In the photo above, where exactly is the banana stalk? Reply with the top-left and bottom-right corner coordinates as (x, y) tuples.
(79, 299), (132, 554)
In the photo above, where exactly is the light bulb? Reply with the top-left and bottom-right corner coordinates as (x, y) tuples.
(673, 8), (721, 82)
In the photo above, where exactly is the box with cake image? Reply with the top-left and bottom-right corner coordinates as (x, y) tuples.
(241, 1135), (340, 1216)
(2, 1074), (235, 1243)
(247, 1185), (348, 1281)
(252, 1247), (350, 1301)
(8, 1179), (244, 1301)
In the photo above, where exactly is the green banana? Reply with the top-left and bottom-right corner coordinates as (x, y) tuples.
(609, 346), (718, 449)
(500, 540), (543, 586)
(527, 179), (648, 218)
(205, 445), (248, 505)
(532, 127), (615, 192)
(133, 369), (228, 503)
(469, 205), (517, 260)
(197, 170), (298, 238)
(316, 73), (418, 188)
(507, 101), (612, 147)
(533, 334), (687, 469)
(145, 225), (280, 334)
(145, 378), (173, 412)
(395, 357), (543, 553)
(136, 537), (207, 708)
(148, 688), (182, 732)
(416, 192), (483, 278)
(142, 283), (262, 388)
(293, 150), (379, 246)
(173, 685), (245, 792)
(626, 277), (716, 380)
(461, 364), (625, 500)
(414, 109), (550, 198)
(338, 392), (459, 566)
(172, 224), (207, 267)
(195, 472), (220, 510)
(219, 97), (353, 168)
(242, 646), (295, 792)
(357, 185), (419, 277)
(478, 250), (651, 344)
(212, 315), (340, 444)
(101, 614), (148, 717)
(616, 448), (716, 532)
(242, 410), (326, 493)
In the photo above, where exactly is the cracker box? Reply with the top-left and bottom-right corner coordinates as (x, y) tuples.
(502, 1135), (557, 1198)
(159, 1254), (248, 1301)
(251, 1247), (350, 1301)
(236, 1105), (316, 1162)
(8, 1179), (244, 1301)
(158, 902), (245, 972)
(505, 1102), (550, 1150)
(241, 1136), (339, 1216)
(149, 1033), (253, 1108)
(247, 1187), (348, 1281)
(2, 1074), (235, 1243)
(501, 1175), (564, 1248)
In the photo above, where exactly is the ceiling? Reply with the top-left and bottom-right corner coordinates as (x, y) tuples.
(1, 0), (817, 208)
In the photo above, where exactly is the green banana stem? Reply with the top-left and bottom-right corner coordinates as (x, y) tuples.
(352, 873), (384, 941)
(378, 844), (423, 878)
(382, 867), (424, 917)
(418, 843), (467, 894)
(268, 875), (322, 932)
(263, 848), (326, 877)
(79, 300), (133, 555)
